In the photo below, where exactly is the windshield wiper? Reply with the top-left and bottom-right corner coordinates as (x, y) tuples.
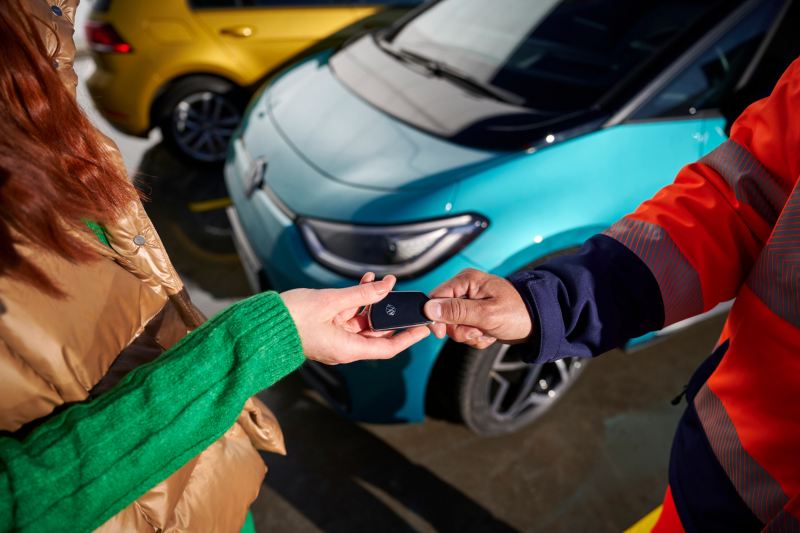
(375, 36), (524, 106)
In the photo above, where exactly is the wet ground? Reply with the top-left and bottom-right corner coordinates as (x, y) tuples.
(77, 57), (726, 532)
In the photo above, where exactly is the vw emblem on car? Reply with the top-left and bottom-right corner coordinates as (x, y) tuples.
(385, 304), (397, 316)
(244, 158), (268, 198)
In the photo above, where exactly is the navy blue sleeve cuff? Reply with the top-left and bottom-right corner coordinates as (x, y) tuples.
(507, 235), (665, 364)
(508, 274), (566, 363)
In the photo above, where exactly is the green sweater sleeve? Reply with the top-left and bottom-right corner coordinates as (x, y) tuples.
(0, 291), (304, 533)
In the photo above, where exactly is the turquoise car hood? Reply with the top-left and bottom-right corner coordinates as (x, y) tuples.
(266, 56), (501, 192)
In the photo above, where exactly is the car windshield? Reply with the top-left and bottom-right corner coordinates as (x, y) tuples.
(387, 0), (736, 113)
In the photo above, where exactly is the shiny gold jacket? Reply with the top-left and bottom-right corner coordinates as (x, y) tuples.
(0, 2), (284, 530)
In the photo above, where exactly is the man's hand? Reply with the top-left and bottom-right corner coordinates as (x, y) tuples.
(424, 269), (533, 349)
(282, 273), (430, 365)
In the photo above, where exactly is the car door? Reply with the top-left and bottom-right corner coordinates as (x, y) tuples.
(190, 0), (368, 85)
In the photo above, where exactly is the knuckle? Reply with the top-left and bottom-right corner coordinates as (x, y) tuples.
(464, 327), (482, 340)
(449, 299), (468, 323)
(429, 284), (451, 298)
(451, 331), (468, 343)
(358, 283), (374, 300)
(457, 268), (476, 281)
(447, 325), (465, 341)
(461, 268), (481, 279)
(492, 277), (512, 294)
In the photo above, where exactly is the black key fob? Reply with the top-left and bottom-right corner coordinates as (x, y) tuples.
(368, 291), (432, 331)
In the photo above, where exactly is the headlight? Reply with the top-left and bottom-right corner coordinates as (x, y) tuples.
(298, 214), (489, 279)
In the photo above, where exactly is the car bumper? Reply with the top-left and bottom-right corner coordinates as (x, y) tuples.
(226, 206), (266, 294)
(87, 53), (158, 136)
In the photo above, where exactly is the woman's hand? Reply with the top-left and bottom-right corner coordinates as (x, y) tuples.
(281, 273), (430, 364)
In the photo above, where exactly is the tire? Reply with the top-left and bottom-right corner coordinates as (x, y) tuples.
(427, 248), (588, 436)
(155, 76), (246, 163)
(454, 342), (587, 435)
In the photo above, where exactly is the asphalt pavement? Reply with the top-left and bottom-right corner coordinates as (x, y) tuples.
(76, 57), (726, 533)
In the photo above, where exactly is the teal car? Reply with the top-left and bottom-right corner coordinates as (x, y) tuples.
(225, 0), (796, 434)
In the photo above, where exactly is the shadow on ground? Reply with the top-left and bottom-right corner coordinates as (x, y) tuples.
(259, 375), (518, 533)
(254, 312), (724, 533)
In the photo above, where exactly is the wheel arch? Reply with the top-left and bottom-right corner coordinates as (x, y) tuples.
(489, 224), (610, 278)
(149, 72), (247, 128)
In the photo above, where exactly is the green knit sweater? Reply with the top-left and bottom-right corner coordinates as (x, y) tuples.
(0, 291), (304, 532)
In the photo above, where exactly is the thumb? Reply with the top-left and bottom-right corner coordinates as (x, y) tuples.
(333, 275), (396, 309)
(424, 297), (485, 327)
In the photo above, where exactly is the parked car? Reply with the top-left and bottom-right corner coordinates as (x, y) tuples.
(85, 0), (422, 162)
(225, 0), (798, 434)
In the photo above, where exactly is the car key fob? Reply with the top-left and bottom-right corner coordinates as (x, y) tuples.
(368, 291), (432, 331)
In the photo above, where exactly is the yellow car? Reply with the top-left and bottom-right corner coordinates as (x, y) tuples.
(86, 0), (421, 162)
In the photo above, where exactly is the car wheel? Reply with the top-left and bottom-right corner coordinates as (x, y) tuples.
(427, 248), (587, 435)
(157, 76), (246, 163)
(455, 343), (587, 435)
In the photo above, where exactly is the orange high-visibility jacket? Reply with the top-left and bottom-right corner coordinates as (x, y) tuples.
(510, 58), (800, 531)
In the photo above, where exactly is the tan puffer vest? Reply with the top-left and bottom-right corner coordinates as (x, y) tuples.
(0, 2), (284, 530)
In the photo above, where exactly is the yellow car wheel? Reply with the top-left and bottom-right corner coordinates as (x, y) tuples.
(155, 76), (246, 163)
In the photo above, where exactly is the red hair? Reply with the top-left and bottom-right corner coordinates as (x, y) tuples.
(0, 0), (137, 296)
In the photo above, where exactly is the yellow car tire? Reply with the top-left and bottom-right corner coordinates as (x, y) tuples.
(155, 75), (247, 164)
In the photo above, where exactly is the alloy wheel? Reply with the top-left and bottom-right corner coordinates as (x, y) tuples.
(487, 344), (585, 422)
(172, 92), (242, 163)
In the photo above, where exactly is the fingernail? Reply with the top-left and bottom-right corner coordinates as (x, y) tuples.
(427, 302), (441, 320)
(466, 330), (480, 340)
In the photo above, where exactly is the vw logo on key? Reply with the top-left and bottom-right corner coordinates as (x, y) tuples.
(385, 304), (397, 316)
